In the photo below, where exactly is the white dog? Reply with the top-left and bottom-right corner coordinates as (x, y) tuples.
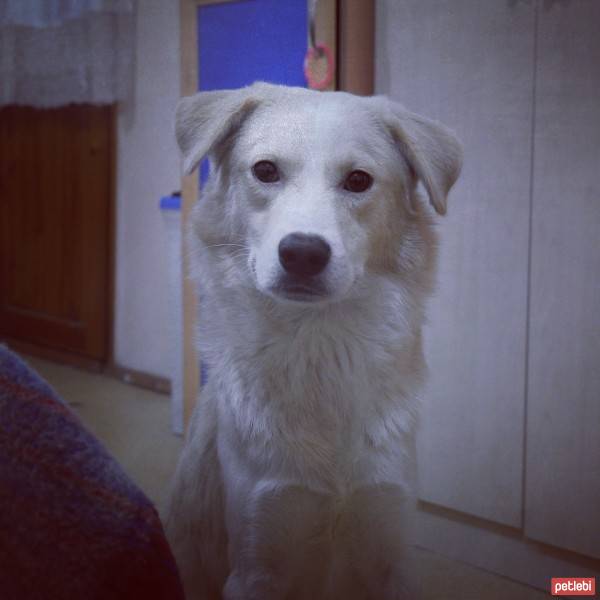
(166, 82), (462, 600)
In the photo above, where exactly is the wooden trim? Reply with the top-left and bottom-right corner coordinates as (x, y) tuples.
(7, 343), (171, 397)
(105, 103), (117, 368)
(105, 363), (171, 395)
(4, 338), (104, 373)
(314, 0), (338, 91)
(180, 0), (200, 430)
(5, 338), (171, 395)
(416, 502), (600, 593)
(9, 348), (169, 398)
(180, 1), (198, 97)
(337, 0), (375, 95)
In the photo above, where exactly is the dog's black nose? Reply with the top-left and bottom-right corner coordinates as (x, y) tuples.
(278, 233), (331, 277)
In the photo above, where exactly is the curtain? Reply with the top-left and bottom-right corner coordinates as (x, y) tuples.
(0, 0), (135, 107)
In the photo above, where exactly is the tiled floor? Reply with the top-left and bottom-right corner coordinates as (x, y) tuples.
(26, 355), (550, 599)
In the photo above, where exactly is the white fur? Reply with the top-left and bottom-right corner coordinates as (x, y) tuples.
(165, 83), (462, 600)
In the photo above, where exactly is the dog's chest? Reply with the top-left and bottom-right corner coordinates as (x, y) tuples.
(217, 323), (419, 494)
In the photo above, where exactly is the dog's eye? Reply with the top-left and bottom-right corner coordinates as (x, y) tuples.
(252, 160), (280, 183)
(344, 170), (373, 193)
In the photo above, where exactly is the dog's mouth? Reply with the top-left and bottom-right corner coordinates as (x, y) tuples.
(271, 277), (329, 303)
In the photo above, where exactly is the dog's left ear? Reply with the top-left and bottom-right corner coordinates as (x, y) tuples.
(377, 98), (463, 215)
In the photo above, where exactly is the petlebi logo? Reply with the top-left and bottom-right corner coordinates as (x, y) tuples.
(551, 577), (596, 596)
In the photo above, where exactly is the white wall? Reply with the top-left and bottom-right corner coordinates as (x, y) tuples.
(114, 1), (181, 378)
(375, 0), (600, 586)
(376, 0), (534, 527)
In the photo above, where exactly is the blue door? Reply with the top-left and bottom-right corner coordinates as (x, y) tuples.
(196, 1), (308, 182)
(197, 0), (308, 91)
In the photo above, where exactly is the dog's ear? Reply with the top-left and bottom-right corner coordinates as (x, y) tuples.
(378, 98), (463, 215)
(175, 86), (263, 175)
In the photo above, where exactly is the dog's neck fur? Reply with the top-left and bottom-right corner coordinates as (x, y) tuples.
(195, 258), (428, 487)
(188, 180), (437, 488)
(200, 265), (427, 395)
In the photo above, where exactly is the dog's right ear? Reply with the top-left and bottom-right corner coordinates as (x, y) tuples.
(175, 88), (261, 175)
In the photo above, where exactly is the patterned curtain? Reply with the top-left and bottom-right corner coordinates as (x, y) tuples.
(0, 0), (135, 107)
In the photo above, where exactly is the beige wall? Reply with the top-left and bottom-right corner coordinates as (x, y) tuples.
(114, 0), (181, 378)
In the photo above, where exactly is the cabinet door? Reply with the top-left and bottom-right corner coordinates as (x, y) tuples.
(525, 0), (600, 560)
(376, 0), (535, 526)
(0, 105), (112, 361)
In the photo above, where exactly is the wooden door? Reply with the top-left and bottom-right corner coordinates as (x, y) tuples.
(0, 105), (113, 363)
(525, 0), (600, 560)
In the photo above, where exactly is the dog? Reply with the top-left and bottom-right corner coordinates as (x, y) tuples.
(165, 82), (462, 599)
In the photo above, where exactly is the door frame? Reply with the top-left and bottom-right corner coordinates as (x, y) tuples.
(179, 0), (375, 428)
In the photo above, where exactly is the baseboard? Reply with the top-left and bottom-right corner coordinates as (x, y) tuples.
(3, 337), (171, 396)
(415, 501), (600, 595)
(105, 363), (171, 395)
(3, 338), (104, 372)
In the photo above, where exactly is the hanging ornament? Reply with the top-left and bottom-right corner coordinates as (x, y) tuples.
(304, 0), (334, 90)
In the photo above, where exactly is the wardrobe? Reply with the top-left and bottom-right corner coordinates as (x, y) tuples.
(376, 0), (600, 588)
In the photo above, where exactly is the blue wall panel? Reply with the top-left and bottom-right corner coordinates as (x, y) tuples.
(197, 0), (308, 184)
(197, 0), (308, 92)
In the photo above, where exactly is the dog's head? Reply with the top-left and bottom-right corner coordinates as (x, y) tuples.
(176, 83), (462, 305)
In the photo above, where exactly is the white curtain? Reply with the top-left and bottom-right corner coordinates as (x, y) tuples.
(0, 0), (135, 107)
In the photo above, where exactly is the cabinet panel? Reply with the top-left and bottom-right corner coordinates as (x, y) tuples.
(376, 0), (535, 526)
(0, 105), (112, 360)
(525, 0), (600, 559)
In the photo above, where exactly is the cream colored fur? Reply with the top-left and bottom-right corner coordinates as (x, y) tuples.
(165, 83), (462, 600)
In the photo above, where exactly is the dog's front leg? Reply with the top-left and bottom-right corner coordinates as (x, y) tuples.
(223, 482), (334, 600)
(165, 387), (229, 599)
(341, 484), (418, 600)
(223, 569), (282, 600)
